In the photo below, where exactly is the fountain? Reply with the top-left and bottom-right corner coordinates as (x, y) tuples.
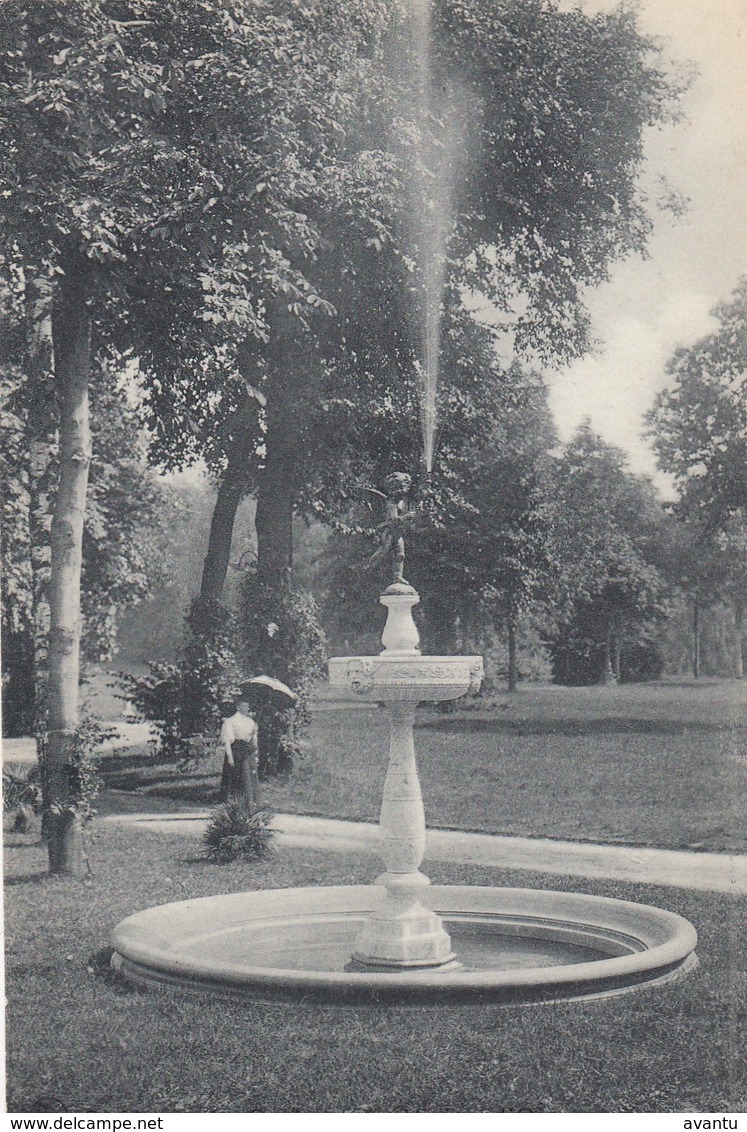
(111, 474), (698, 1003)
(110, 0), (698, 1005)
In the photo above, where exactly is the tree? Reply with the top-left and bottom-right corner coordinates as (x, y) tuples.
(136, 0), (687, 595)
(547, 423), (671, 685)
(405, 361), (557, 691)
(0, 358), (171, 734)
(658, 514), (747, 679)
(0, 0), (276, 870)
(1, 0), (687, 838)
(649, 279), (747, 531)
(649, 279), (747, 675)
(124, 0), (685, 760)
(316, 350), (559, 693)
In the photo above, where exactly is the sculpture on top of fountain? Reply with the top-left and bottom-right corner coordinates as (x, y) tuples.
(362, 470), (427, 654)
(364, 470), (419, 593)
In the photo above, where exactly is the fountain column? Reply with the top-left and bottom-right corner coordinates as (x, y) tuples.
(352, 699), (456, 968)
(350, 582), (457, 970)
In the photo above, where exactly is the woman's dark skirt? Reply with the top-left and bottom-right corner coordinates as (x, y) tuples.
(219, 739), (258, 806)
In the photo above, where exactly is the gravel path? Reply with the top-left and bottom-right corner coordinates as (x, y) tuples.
(101, 810), (747, 895)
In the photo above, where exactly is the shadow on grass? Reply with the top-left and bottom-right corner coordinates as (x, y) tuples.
(102, 774), (220, 803)
(97, 751), (163, 772)
(415, 716), (741, 737)
(23, 1093), (70, 1114)
(4, 872), (49, 886)
(87, 946), (139, 996)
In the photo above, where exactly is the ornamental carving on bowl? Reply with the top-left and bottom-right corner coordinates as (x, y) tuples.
(468, 657), (484, 695)
(345, 658), (377, 695)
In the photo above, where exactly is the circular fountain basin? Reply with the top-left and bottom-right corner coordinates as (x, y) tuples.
(112, 885), (698, 1005)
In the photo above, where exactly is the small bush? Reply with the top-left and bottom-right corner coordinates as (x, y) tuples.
(118, 661), (184, 760)
(118, 597), (242, 762)
(2, 763), (42, 832)
(202, 801), (274, 864)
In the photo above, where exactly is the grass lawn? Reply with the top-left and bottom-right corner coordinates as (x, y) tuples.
(4, 823), (746, 1113)
(99, 679), (747, 853)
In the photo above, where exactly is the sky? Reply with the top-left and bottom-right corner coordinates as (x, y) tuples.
(543, 0), (747, 493)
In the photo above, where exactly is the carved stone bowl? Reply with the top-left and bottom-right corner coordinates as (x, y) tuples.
(328, 654), (484, 704)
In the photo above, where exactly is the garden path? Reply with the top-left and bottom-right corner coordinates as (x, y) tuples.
(101, 810), (747, 895)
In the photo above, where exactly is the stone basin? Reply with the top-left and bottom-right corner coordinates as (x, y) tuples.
(328, 653), (483, 704)
(111, 884), (699, 1005)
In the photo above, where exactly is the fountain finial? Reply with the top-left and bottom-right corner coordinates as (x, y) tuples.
(382, 471), (413, 588)
(363, 470), (419, 653)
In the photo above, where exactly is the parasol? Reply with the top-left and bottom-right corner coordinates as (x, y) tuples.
(241, 675), (297, 703)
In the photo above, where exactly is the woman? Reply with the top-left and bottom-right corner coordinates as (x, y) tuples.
(218, 698), (258, 808)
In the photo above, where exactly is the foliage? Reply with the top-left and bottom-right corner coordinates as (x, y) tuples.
(649, 278), (747, 531)
(317, 359), (558, 670)
(0, 0), (690, 777)
(547, 609), (667, 685)
(469, 609), (553, 691)
(16, 0), (684, 639)
(119, 597), (241, 760)
(37, 714), (106, 827)
(648, 280), (747, 676)
(0, 362), (35, 736)
(238, 569), (326, 777)
(81, 374), (174, 661)
(662, 591), (745, 677)
(546, 423), (672, 684)
(0, 358), (172, 735)
(1, 626), (36, 738)
(413, 364), (558, 651)
(202, 801), (273, 864)
(117, 661), (184, 761)
(114, 481), (259, 666)
(180, 598), (242, 737)
(2, 763), (43, 832)
(433, 0), (689, 362)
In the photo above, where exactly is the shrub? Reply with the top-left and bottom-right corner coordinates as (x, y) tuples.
(238, 571), (326, 778)
(118, 597), (242, 761)
(37, 715), (106, 830)
(202, 801), (274, 864)
(2, 762), (42, 832)
(117, 661), (184, 759)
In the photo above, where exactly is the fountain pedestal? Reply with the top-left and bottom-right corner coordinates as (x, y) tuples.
(329, 581), (482, 969)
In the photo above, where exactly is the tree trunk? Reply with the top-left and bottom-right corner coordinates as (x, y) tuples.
(601, 626), (614, 685)
(507, 609), (518, 693)
(199, 386), (257, 602)
(253, 421), (297, 773)
(45, 262), (91, 877)
(562, 636), (570, 685)
(734, 597), (744, 679)
(612, 617), (621, 682)
(255, 422), (295, 591)
(251, 333), (305, 776)
(692, 597), (701, 674)
(254, 308), (306, 593)
(26, 280), (58, 736)
(200, 462), (247, 601)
